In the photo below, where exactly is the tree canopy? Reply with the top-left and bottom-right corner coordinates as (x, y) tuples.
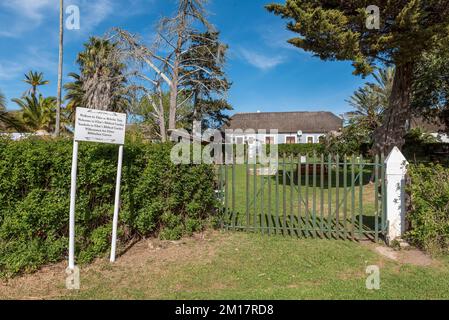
(267, 0), (449, 153)
(411, 36), (449, 132)
(116, 0), (231, 141)
(73, 37), (130, 112)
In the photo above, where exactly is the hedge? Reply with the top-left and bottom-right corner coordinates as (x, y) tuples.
(223, 143), (325, 158)
(0, 138), (217, 277)
(406, 164), (449, 254)
(277, 143), (324, 156)
(403, 142), (449, 165)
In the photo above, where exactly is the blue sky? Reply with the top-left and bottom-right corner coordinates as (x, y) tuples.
(0, 0), (371, 116)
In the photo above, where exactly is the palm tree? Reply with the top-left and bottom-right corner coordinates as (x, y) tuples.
(76, 37), (129, 112)
(346, 86), (383, 131)
(12, 95), (56, 133)
(64, 72), (84, 124)
(55, 0), (64, 137)
(23, 71), (49, 96)
(345, 67), (395, 130)
(369, 66), (395, 110)
(0, 90), (22, 131)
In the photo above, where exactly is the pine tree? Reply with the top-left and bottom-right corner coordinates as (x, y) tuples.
(267, 0), (449, 153)
(181, 31), (233, 129)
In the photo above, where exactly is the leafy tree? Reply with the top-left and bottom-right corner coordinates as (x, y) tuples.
(23, 71), (49, 97)
(411, 37), (449, 132)
(322, 123), (372, 156)
(12, 95), (56, 133)
(267, 0), (449, 153)
(131, 91), (194, 141)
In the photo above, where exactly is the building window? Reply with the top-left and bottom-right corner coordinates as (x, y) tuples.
(285, 136), (296, 144)
(265, 136), (275, 145)
(307, 136), (314, 144)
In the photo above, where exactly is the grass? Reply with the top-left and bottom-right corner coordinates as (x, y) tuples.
(220, 159), (382, 240)
(1, 230), (448, 300)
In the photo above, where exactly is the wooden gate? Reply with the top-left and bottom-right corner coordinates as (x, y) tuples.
(217, 153), (386, 241)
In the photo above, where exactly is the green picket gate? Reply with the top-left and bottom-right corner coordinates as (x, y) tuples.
(216, 152), (387, 242)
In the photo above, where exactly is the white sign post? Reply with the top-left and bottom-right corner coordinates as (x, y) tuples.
(68, 107), (127, 270)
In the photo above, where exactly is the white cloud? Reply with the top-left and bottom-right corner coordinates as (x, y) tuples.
(0, 62), (23, 81)
(70, 0), (114, 33)
(0, 0), (115, 38)
(1, 0), (54, 21)
(0, 47), (58, 81)
(238, 48), (286, 71)
(0, 0), (56, 37)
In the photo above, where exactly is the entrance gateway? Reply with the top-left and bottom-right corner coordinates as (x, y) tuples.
(217, 151), (387, 241)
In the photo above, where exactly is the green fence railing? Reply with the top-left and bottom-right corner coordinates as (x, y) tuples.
(217, 152), (386, 242)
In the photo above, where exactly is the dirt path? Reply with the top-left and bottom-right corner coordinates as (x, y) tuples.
(0, 230), (223, 299)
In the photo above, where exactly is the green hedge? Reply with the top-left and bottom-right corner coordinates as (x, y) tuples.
(0, 138), (217, 277)
(223, 143), (325, 157)
(403, 142), (449, 165)
(277, 143), (324, 156)
(406, 164), (449, 254)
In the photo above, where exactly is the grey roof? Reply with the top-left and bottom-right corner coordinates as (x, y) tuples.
(225, 111), (343, 133)
(409, 117), (447, 133)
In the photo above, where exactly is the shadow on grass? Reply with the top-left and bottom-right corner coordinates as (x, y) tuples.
(275, 167), (374, 189)
(224, 211), (383, 242)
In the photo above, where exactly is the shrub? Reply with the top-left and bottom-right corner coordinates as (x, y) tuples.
(406, 164), (449, 255)
(321, 124), (372, 156)
(277, 143), (324, 156)
(0, 138), (217, 277)
(222, 143), (325, 158)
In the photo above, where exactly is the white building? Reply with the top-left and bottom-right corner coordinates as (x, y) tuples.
(224, 111), (343, 145)
(409, 117), (449, 143)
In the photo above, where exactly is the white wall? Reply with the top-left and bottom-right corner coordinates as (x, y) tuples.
(226, 132), (325, 144)
(431, 133), (449, 143)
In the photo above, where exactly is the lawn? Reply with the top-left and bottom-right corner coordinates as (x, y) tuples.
(1, 230), (448, 300)
(219, 158), (384, 240)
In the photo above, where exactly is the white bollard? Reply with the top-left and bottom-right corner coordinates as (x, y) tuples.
(385, 147), (408, 245)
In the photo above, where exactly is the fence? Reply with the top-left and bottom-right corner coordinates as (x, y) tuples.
(216, 152), (387, 242)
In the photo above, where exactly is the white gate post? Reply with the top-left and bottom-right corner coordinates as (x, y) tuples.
(385, 147), (408, 245)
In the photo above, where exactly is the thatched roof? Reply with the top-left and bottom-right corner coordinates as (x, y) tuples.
(225, 111), (343, 133)
(409, 117), (447, 133)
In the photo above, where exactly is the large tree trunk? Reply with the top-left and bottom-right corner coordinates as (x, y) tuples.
(55, 0), (64, 137)
(373, 62), (415, 155)
(159, 117), (167, 142)
(158, 101), (167, 142)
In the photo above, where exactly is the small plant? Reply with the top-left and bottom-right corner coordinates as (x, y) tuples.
(406, 164), (449, 255)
